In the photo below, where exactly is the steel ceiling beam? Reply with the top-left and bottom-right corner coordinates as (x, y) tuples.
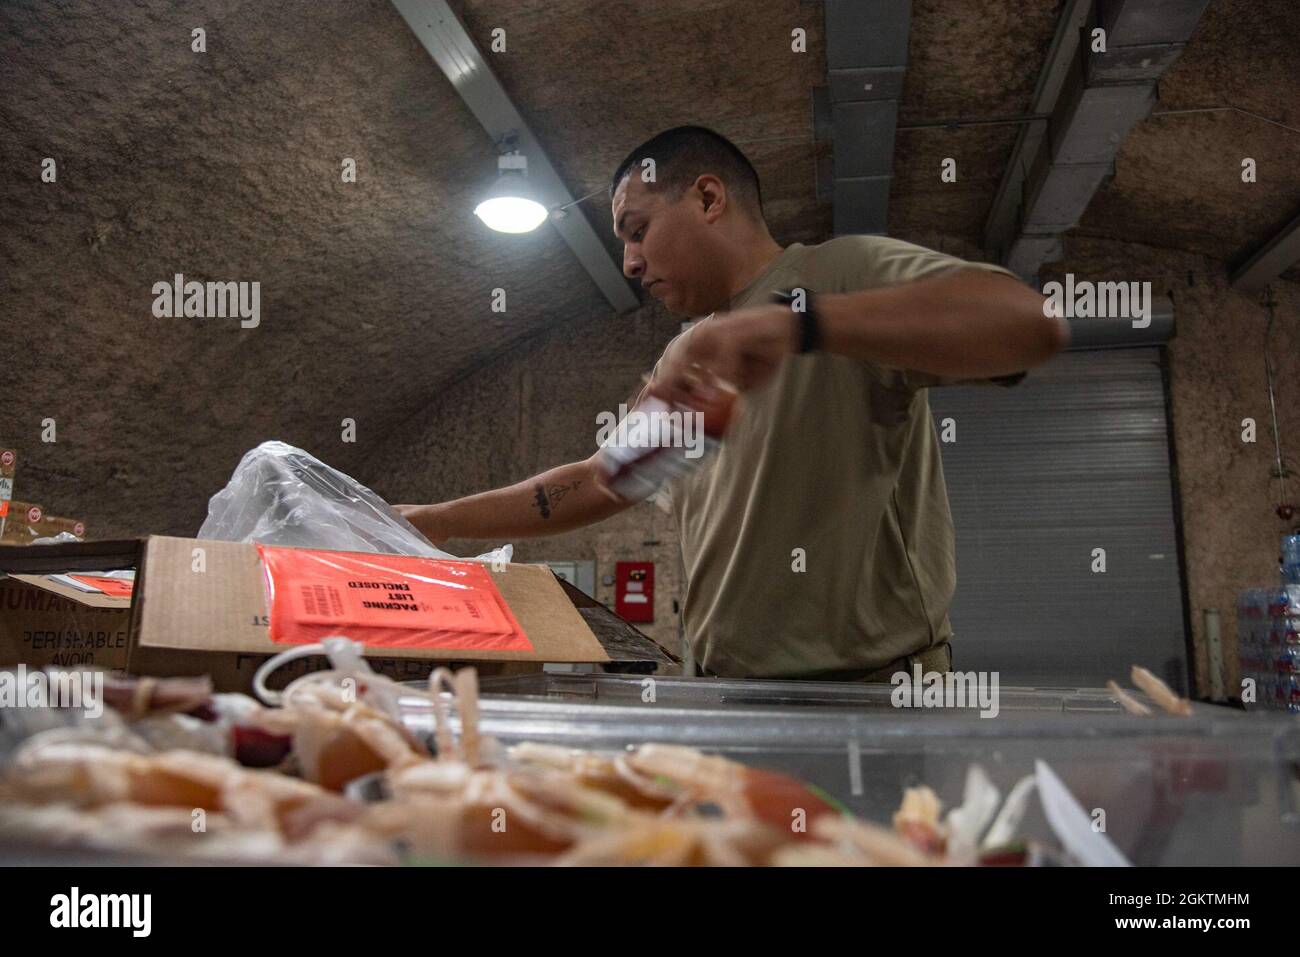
(1231, 208), (1300, 294)
(984, 0), (1093, 271)
(984, 0), (1211, 280)
(391, 0), (639, 312)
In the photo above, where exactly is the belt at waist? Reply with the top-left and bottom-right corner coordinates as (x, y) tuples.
(799, 640), (954, 683)
(697, 640), (953, 682)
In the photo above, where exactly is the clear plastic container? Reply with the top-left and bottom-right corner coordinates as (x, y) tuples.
(475, 672), (1204, 715)
(395, 691), (1300, 866)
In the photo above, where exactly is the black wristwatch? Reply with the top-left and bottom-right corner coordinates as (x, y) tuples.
(771, 288), (821, 353)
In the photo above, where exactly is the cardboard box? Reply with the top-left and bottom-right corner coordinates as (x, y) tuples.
(0, 536), (675, 691)
(0, 573), (131, 670)
(0, 449), (14, 538)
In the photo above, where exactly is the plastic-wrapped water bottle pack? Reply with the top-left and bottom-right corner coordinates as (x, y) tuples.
(1236, 574), (1300, 714)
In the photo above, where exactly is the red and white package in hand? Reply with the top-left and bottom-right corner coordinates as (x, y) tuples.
(594, 387), (738, 503)
(257, 545), (532, 652)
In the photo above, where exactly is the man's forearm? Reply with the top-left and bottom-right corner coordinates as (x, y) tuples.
(403, 456), (630, 542)
(817, 270), (1067, 378)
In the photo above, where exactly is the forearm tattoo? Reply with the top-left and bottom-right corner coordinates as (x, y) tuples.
(531, 480), (582, 519)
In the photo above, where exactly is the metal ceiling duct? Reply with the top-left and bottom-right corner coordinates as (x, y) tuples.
(1063, 295), (1174, 350)
(817, 0), (912, 236)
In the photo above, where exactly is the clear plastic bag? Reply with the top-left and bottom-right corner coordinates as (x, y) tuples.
(198, 441), (511, 564)
(31, 531), (84, 546)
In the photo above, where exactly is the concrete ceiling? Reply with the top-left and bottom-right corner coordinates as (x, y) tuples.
(1, 0), (1296, 537)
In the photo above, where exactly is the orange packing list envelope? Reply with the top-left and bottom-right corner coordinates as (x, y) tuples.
(67, 575), (135, 599)
(256, 545), (532, 652)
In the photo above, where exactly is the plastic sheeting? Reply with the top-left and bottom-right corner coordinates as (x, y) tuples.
(199, 441), (511, 565)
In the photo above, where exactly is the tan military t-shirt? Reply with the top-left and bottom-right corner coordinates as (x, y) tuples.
(648, 235), (1021, 679)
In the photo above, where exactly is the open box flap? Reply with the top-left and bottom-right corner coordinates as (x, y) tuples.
(5, 574), (132, 609)
(553, 574), (679, 665)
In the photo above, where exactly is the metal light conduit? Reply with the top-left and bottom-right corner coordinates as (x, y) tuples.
(391, 0), (639, 313)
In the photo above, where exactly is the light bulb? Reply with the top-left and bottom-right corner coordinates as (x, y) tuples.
(474, 195), (549, 233)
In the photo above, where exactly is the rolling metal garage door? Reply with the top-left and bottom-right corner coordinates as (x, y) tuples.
(927, 347), (1190, 692)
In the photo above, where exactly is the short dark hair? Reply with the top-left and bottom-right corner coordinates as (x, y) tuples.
(610, 125), (763, 218)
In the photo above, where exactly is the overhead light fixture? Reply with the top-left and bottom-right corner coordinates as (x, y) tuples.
(475, 151), (548, 234)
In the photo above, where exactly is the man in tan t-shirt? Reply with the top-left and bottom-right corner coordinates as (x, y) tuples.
(401, 126), (1067, 680)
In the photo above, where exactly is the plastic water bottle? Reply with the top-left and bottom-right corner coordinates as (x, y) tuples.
(1282, 534), (1300, 585)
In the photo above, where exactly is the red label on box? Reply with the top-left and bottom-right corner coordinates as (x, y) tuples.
(256, 545), (532, 652)
(68, 575), (135, 598)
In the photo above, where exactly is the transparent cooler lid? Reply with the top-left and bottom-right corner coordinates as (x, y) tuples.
(397, 689), (1300, 866)
(475, 672), (1205, 715)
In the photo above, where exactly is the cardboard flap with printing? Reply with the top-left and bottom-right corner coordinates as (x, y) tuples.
(6, 574), (133, 609)
(133, 536), (609, 663)
(0, 547), (136, 671)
